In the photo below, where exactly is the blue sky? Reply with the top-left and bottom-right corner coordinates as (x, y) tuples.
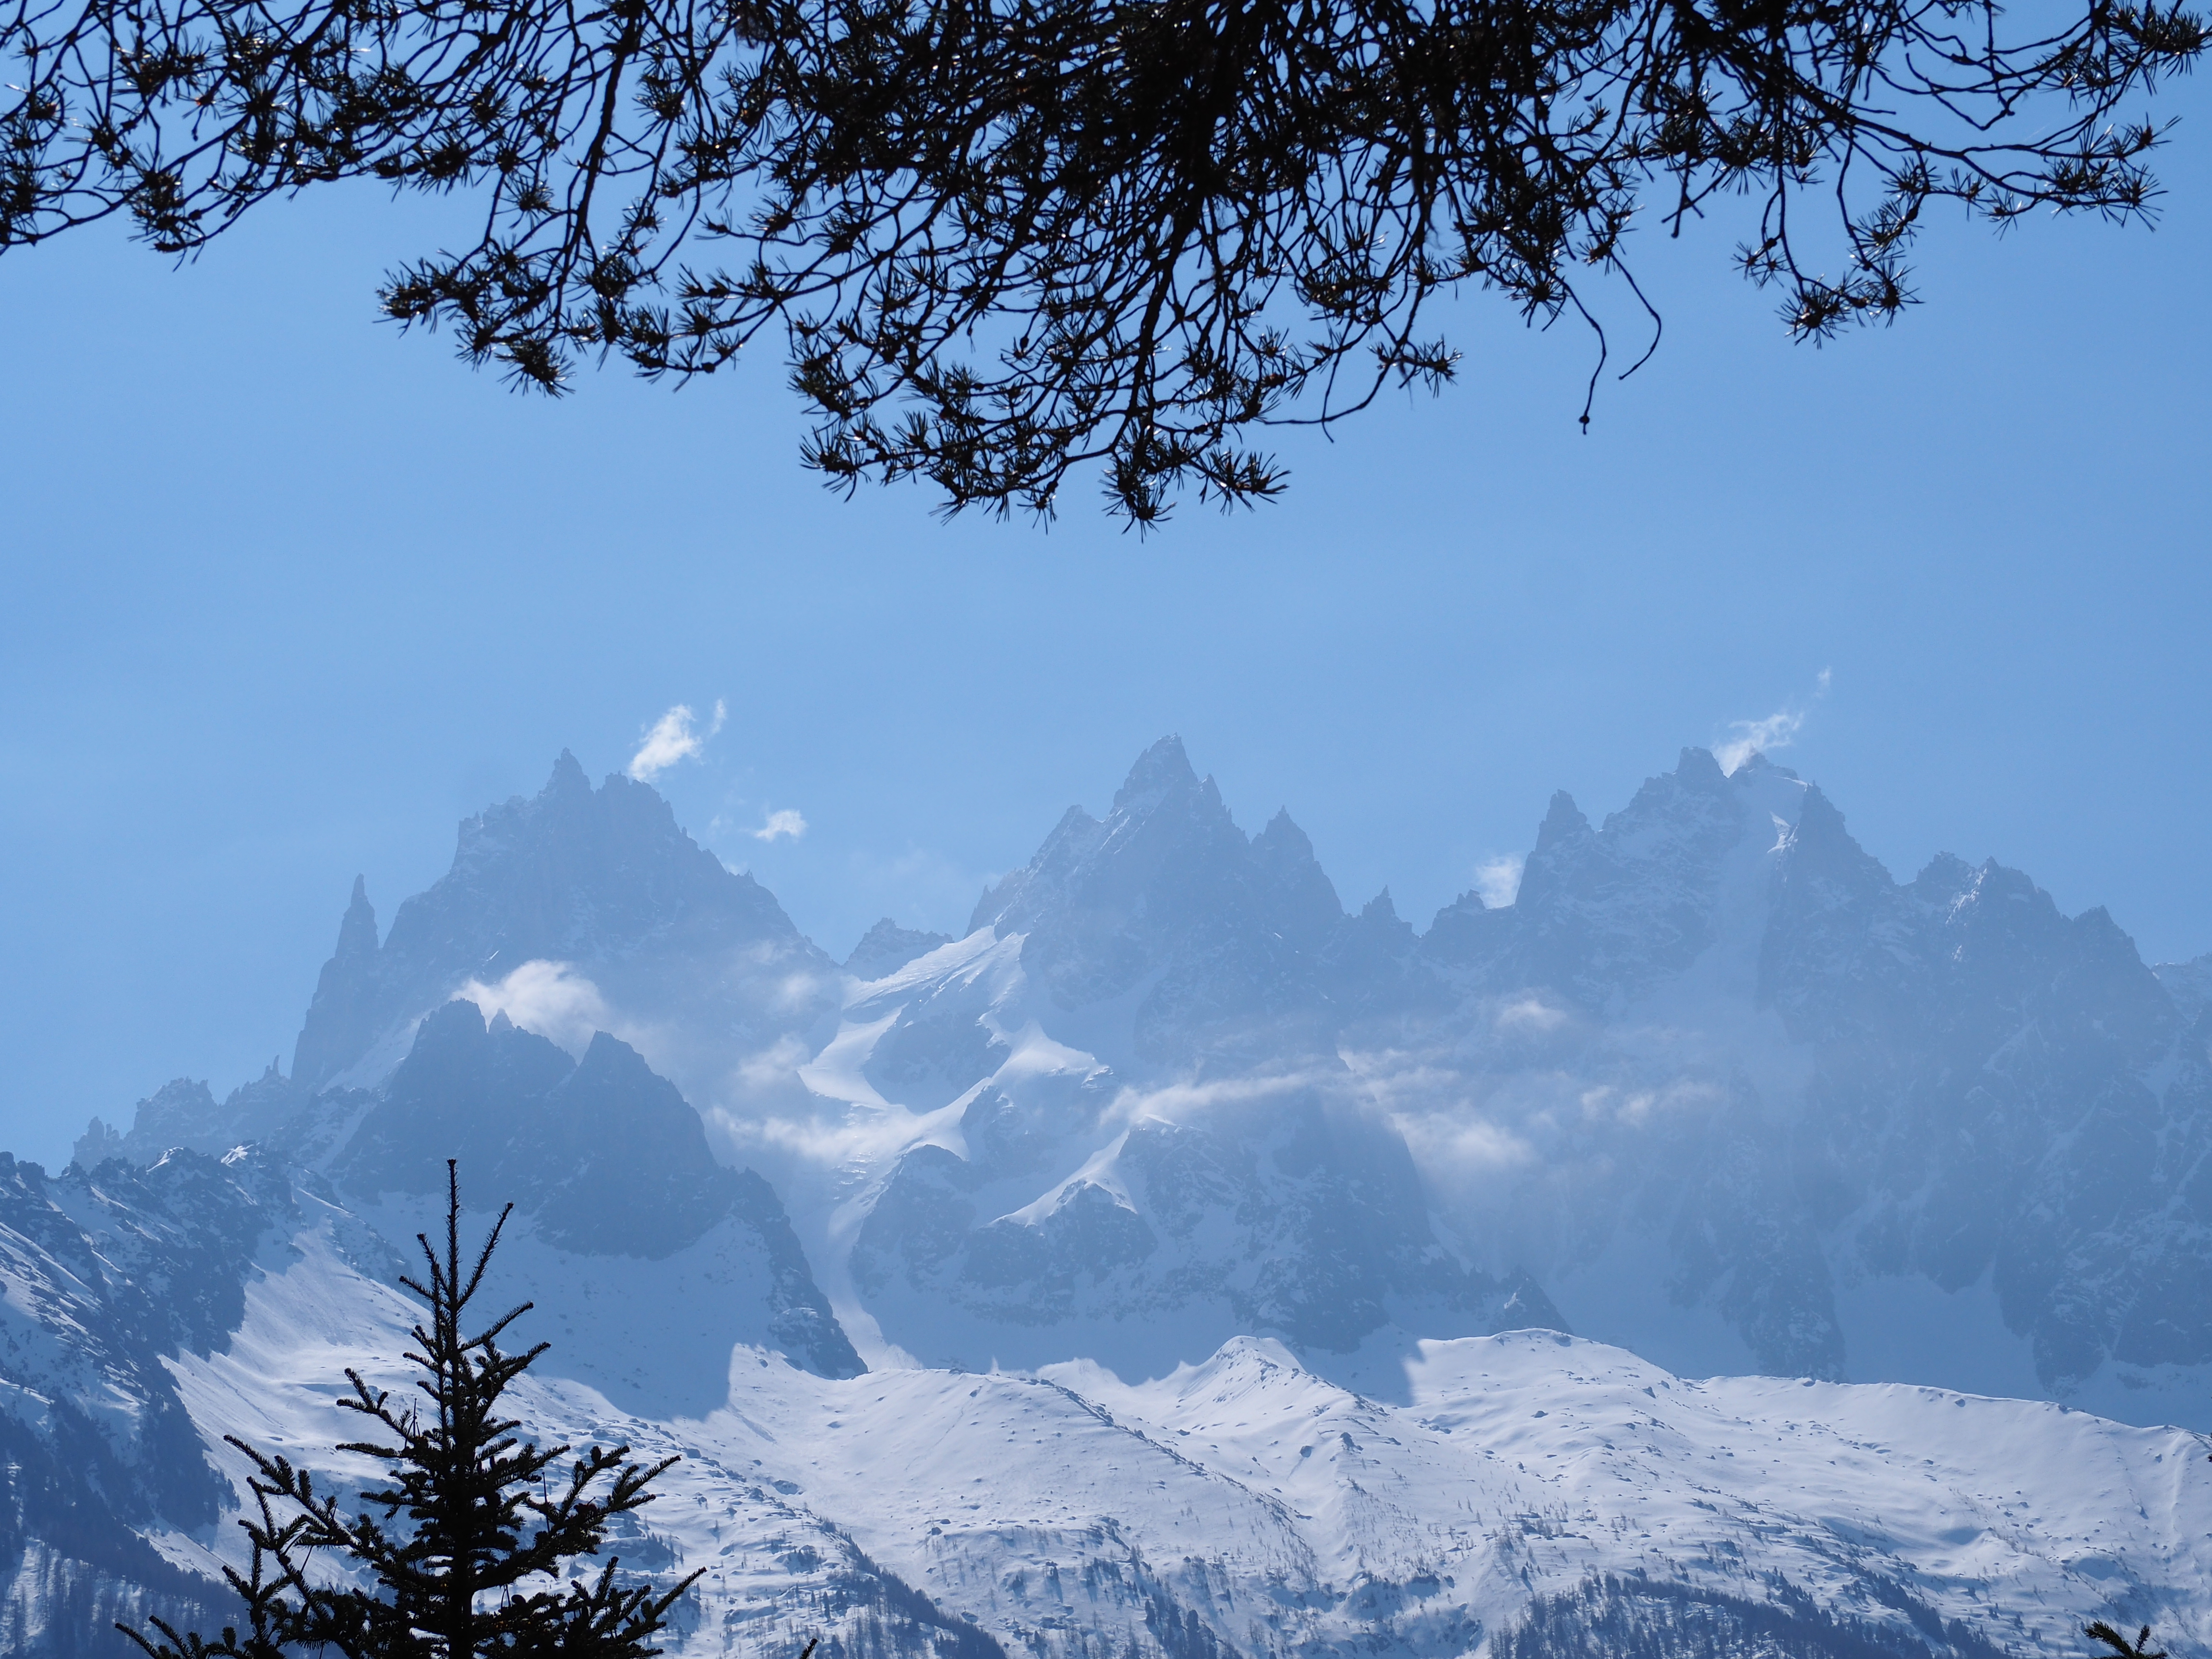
(3, 108), (2209, 1169)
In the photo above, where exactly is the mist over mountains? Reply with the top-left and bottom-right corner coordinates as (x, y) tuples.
(8, 737), (2211, 1657)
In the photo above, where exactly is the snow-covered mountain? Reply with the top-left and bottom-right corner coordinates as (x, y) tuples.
(287, 749), (838, 1111)
(120, 1221), (2212, 1659)
(778, 737), (2212, 1417)
(8, 737), (2212, 1656)
(1396, 749), (2210, 1420)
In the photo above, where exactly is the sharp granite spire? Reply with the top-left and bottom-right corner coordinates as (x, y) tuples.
(290, 753), (832, 1093)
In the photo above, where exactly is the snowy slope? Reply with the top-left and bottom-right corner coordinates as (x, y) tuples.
(163, 1225), (2212, 1659)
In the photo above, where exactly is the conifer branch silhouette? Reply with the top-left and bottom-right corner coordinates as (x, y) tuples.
(2086, 1623), (2168, 1659)
(120, 1160), (701, 1659)
(6, 0), (2204, 519)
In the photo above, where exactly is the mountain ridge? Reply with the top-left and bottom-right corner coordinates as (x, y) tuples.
(12, 734), (2212, 1657)
(82, 736), (2212, 1411)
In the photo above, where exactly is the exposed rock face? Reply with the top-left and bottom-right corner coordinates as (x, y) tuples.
(823, 741), (2212, 1413)
(832, 739), (1569, 1375)
(969, 735), (1352, 1067)
(293, 873), (385, 1091)
(1378, 747), (2212, 1404)
(845, 919), (957, 982)
(335, 999), (864, 1390)
(853, 1073), (1561, 1375)
(75, 1066), (334, 1171)
(291, 751), (837, 1106)
(0, 1147), (308, 1652)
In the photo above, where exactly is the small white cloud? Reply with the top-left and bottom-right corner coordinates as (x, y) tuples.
(754, 808), (807, 842)
(627, 698), (726, 782)
(1714, 709), (1806, 775)
(1391, 1110), (1538, 1175)
(453, 961), (611, 1058)
(1476, 854), (1524, 909)
(1714, 669), (1831, 774)
(1495, 996), (1567, 1034)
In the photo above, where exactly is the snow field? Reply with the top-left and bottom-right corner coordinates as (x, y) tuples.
(166, 1229), (2212, 1659)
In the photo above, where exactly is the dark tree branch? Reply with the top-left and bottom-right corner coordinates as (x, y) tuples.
(6, 0), (2202, 520)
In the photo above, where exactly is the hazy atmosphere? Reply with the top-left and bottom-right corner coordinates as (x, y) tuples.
(6, 135), (2211, 1170)
(5, 10), (2212, 1655)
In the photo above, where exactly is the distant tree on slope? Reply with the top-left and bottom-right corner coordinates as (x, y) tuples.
(119, 1161), (698, 1659)
(3, 0), (2205, 521)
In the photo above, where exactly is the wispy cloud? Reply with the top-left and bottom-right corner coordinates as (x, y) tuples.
(754, 808), (807, 843)
(452, 960), (611, 1057)
(627, 698), (726, 782)
(1100, 1069), (1323, 1132)
(1494, 995), (1567, 1033)
(1714, 709), (1806, 775)
(1475, 854), (1524, 909)
(1714, 668), (1831, 774)
(1392, 1110), (1539, 1176)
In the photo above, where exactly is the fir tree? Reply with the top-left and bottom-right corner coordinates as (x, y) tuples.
(121, 1162), (700, 1659)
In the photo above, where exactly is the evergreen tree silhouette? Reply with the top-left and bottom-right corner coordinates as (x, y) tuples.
(121, 1161), (700, 1659)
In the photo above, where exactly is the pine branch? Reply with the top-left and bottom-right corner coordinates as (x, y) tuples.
(7, 0), (2201, 517)
(2086, 1624), (2168, 1659)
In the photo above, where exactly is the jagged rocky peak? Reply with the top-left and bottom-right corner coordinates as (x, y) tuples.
(1419, 887), (1503, 967)
(1252, 807), (1345, 948)
(972, 735), (1239, 933)
(74, 1078), (221, 1169)
(967, 736), (1345, 1017)
(1359, 888), (1402, 925)
(339, 998), (715, 1257)
(416, 748), (806, 959)
(333, 872), (377, 957)
(72, 1115), (125, 1168)
(1481, 747), (1788, 1010)
(1918, 856), (2174, 1051)
(76, 1058), (358, 1178)
(293, 750), (829, 1091)
(331, 997), (864, 1383)
(1112, 730), (1204, 810)
(844, 917), (955, 981)
(1326, 888), (1422, 998)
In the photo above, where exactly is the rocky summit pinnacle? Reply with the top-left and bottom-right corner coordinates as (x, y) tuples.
(963, 736), (1347, 1058)
(844, 917), (955, 981)
(1109, 732), (1201, 811)
(545, 745), (591, 796)
(291, 754), (833, 1094)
